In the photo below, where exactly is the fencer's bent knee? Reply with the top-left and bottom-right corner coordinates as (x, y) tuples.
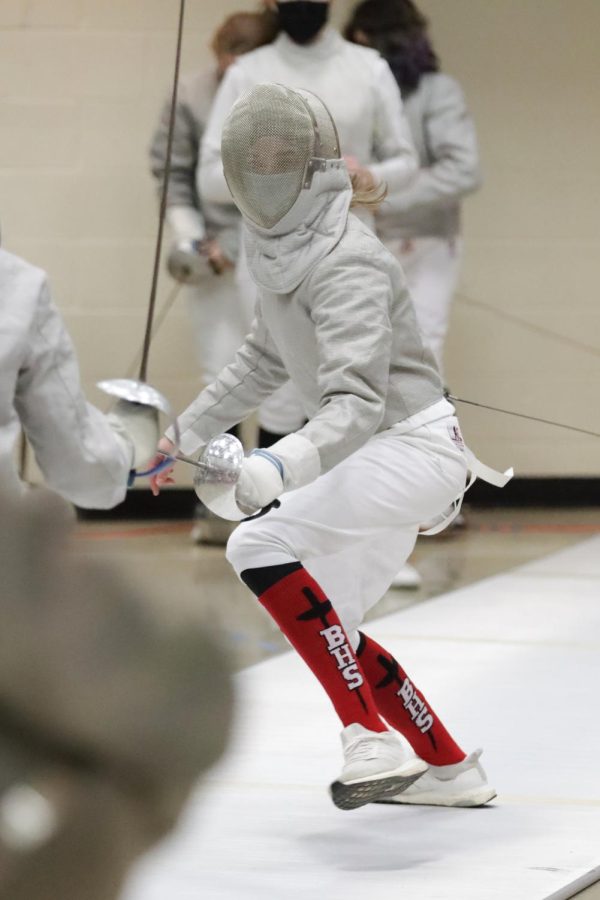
(226, 518), (294, 576)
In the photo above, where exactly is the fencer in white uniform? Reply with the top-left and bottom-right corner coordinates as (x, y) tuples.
(151, 84), (499, 811)
(346, 0), (481, 376)
(149, 11), (278, 389)
(0, 247), (157, 508)
(198, 0), (418, 441)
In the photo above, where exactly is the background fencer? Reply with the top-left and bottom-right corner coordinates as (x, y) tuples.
(149, 10), (278, 542)
(0, 246), (159, 509)
(345, 0), (481, 377)
(197, 0), (418, 448)
(149, 9), (278, 382)
(345, 0), (482, 589)
(149, 84), (498, 811)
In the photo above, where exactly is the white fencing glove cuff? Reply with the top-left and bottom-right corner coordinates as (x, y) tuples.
(267, 433), (321, 491)
(166, 205), (206, 242)
(235, 451), (284, 515)
(107, 400), (160, 469)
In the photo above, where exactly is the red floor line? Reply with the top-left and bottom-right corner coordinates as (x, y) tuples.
(74, 522), (193, 540)
(475, 524), (600, 535)
(74, 521), (600, 541)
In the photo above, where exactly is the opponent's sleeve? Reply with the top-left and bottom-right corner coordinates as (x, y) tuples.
(367, 57), (418, 193)
(198, 64), (247, 206)
(383, 75), (481, 215)
(170, 303), (290, 455)
(149, 88), (206, 241)
(14, 278), (134, 509)
(295, 248), (393, 473)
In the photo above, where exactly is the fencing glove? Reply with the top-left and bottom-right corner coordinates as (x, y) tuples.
(108, 400), (160, 469)
(167, 239), (208, 284)
(235, 451), (284, 515)
(235, 434), (321, 515)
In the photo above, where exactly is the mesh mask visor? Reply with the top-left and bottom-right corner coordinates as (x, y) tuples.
(222, 84), (318, 229)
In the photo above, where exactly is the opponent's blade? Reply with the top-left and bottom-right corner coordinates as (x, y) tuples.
(158, 450), (207, 471)
(193, 433), (249, 521)
(97, 378), (172, 415)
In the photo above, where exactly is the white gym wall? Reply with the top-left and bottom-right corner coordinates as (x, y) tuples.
(1, 0), (599, 484)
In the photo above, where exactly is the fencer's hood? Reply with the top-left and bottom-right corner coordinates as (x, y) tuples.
(221, 82), (352, 293)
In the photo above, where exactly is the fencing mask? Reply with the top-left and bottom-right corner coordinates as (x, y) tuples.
(221, 82), (342, 229)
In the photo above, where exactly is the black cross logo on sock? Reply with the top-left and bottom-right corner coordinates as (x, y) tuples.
(296, 587), (334, 630)
(374, 653), (404, 690)
(296, 588), (370, 717)
(375, 654), (438, 751)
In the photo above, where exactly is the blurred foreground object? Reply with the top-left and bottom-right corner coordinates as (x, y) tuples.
(0, 487), (233, 900)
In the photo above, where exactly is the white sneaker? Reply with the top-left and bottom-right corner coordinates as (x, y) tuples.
(390, 563), (422, 590)
(330, 724), (428, 810)
(377, 749), (496, 808)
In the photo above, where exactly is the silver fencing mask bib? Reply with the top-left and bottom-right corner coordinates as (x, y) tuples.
(221, 82), (341, 229)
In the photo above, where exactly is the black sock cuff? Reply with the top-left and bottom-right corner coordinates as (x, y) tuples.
(240, 561), (303, 596)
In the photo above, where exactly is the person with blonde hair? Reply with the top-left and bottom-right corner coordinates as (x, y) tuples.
(197, 0), (418, 451)
(149, 84), (498, 811)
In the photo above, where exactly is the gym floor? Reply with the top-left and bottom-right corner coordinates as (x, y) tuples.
(75, 506), (600, 900)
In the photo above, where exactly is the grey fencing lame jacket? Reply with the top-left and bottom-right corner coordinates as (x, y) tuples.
(172, 84), (444, 491)
(0, 248), (133, 508)
(148, 68), (241, 261)
(377, 73), (481, 242)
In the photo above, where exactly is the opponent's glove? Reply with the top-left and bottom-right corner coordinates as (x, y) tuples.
(108, 400), (160, 469)
(235, 450), (284, 515)
(166, 239), (209, 284)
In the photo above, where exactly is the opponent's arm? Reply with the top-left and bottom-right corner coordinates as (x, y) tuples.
(15, 278), (137, 509)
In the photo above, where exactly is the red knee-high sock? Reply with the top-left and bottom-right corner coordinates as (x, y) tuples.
(356, 632), (466, 765)
(241, 563), (386, 731)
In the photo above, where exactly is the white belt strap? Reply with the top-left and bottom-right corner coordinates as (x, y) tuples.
(420, 447), (513, 536)
(464, 447), (514, 489)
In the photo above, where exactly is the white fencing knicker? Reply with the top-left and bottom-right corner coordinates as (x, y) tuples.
(226, 400), (513, 646)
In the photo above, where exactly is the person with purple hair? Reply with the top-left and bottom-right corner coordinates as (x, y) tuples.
(346, 0), (481, 588)
(345, 0), (481, 379)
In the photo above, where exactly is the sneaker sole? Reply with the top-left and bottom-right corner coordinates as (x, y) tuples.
(375, 786), (497, 808)
(330, 765), (427, 811)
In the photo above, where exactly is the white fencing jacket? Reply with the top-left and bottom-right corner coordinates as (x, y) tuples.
(198, 27), (417, 208)
(0, 249), (133, 508)
(172, 162), (444, 489)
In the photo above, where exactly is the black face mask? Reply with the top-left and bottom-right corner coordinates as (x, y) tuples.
(276, 2), (329, 45)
